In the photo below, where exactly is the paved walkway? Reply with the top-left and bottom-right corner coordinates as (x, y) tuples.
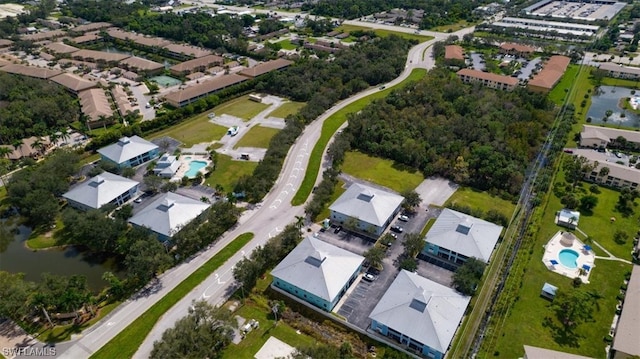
(576, 226), (633, 264)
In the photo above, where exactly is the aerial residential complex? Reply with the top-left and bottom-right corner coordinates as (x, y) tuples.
(369, 270), (470, 359)
(97, 136), (159, 168)
(456, 69), (519, 91)
(62, 172), (140, 211)
(271, 236), (365, 311)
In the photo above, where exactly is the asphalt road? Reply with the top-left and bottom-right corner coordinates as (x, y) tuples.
(43, 24), (475, 359)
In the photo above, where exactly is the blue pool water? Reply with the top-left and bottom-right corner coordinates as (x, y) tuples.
(185, 160), (207, 178)
(559, 249), (579, 269)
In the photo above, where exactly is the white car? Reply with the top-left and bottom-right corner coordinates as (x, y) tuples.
(398, 215), (409, 222)
(363, 273), (376, 282)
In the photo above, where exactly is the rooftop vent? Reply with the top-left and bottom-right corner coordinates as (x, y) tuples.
(455, 218), (473, 235)
(158, 198), (176, 211)
(89, 175), (106, 187)
(304, 249), (327, 267)
(118, 136), (131, 146)
(409, 287), (430, 313)
(357, 189), (375, 202)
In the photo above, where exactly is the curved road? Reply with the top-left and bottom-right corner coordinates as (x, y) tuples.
(50, 26), (472, 359)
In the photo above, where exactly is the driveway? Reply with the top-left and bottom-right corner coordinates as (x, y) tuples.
(414, 177), (458, 206)
(314, 229), (375, 256)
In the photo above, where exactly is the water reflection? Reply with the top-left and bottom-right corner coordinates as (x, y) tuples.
(587, 86), (640, 128)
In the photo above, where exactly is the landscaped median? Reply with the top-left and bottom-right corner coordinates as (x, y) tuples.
(90, 232), (254, 359)
(290, 68), (428, 206)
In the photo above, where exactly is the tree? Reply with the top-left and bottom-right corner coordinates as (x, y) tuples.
(294, 215), (305, 232)
(0, 271), (36, 321)
(563, 155), (597, 190)
(343, 216), (359, 232)
(400, 190), (422, 213)
(452, 258), (486, 295)
(598, 166), (610, 178)
(150, 300), (236, 359)
(123, 230), (173, 285)
(364, 246), (385, 269)
(550, 289), (595, 334)
(402, 232), (424, 258)
(579, 195), (598, 211)
(399, 257), (418, 272)
(143, 175), (163, 193)
(614, 229), (630, 245)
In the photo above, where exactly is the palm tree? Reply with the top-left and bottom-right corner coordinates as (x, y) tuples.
(294, 215), (305, 232)
(0, 146), (11, 160)
(30, 138), (45, 157)
(12, 139), (24, 159)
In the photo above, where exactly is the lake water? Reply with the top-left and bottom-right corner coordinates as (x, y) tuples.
(0, 220), (121, 291)
(587, 86), (640, 128)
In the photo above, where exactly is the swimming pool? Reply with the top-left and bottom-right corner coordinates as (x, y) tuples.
(185, 160), (207, 178)
(559, 249), (579, 269)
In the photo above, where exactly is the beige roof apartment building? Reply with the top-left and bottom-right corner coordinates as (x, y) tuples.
(78, 88), (114, 128)
(580, 125), (640, 148)
(50, 73), (97, 94)
(238, 58), (293, 79)
(164, 74), (248, 108)
(106, 28), (171, 48)
(444, 45), (464, 61)
(571, 149), (640, 190)
(72, 49), (130, 64)
(528, 55), (571, 93)
(43, 42), (79, 55)
(456, 68), (519, 90)
(119, 56), (164, 74)
(0, 64), (62, 79)
(169, 54), (224, 75)
(598, 62), (640, 80)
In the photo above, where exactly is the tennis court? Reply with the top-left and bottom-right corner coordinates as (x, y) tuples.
(149, 75), (181, 88)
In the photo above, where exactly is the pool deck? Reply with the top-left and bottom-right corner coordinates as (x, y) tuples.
(542, 230), (596, 283)
(171, 152), (211, 181)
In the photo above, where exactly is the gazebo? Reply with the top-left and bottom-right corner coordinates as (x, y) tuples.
(541, 282), (558, 300)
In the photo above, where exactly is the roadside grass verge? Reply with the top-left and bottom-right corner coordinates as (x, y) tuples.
(267, 101), (306, 119)
(431, 20), (476, 33)
(313, 179), (346, 222)
(205, 154), (258, 193)
(336, 24), (434, 43)
(444, 187), (516, 220)
(291, 68), (428, 206)
(91, 232), (254, 359)
(216, 95), (270, 120)
(419, 218), (435, 237)
(341, 151), (424, 193)
(234, 126), (280, 149)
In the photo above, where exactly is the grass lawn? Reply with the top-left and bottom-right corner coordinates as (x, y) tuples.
(313, 179), (346, 222)
(91, 232), (254, 359)
(205, 154), (258, 193)
(234, 126), (280, 149)
(341, 151), (424, 193)
(291, 68), (428, 206)
(483, 165), (634, 358)
(335, 24), (434, 43)
(0, 185), (9, 213)
(216, 95), (271, 120)
(602, 77), (640, 89)
(276, 39), (298, 50)
(37, 301), (120, 343)
(26, 216), (65, 249)
(268, 101), (306, 119)
(419, 218), (435, 237)
(80, 153), (100, 165)
(431, 20), (476, 33)
(444, 187), (516, 221)
(149, 113), (228, 147)
(548, 65), (580, 105)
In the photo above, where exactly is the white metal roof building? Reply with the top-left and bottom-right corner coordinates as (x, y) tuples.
(271, 236), (364, 311)
(491, 17), (599, 37)
(612, 265), (640, 359)
(370, 270), (470, 359)
(97, 136), (160, 168)
(329, 183), (404, 237)
(128, 192), (210, 241)
(421, 209), (503, 270)
(62, 172), (139, 211)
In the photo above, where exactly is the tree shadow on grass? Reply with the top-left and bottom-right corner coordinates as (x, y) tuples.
(542, 316), (582, 348)
(390, 161), (420, 174)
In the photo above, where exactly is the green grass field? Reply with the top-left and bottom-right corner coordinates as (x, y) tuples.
(548, 65), (580, 105)
(149, 114), (228, 147)
(431, 20), (476, 33)
(216, 95), (271, 120)
(91, 233), (255, 359)
(335, 24), (434, 43)
(26, 216), (65, 249)
(205, 154), (258, 192)
(276, 39), (298, 50)
(444, 187), (516, 221)
(483, 163), (634, 358)
(291, 68), (428, 206)
(268, 101), (306, 119)
(234, 126), (280, 149)
(341, 151), (424, 193)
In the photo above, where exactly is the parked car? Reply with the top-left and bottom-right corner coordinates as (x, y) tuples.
(363, 273), (376, 282)
(334, 226), (342, 234)
(134, 197), (143, 204)
(398, 215), (409, 222)
(391, 225), (404, 233)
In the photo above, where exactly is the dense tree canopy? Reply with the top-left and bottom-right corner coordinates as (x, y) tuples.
(345, 69), (555, 196)
(0, 73), (79, 145)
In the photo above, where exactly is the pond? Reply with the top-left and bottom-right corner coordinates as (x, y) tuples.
(0, 220), (121, 291)
(587, 86), (640, 129)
